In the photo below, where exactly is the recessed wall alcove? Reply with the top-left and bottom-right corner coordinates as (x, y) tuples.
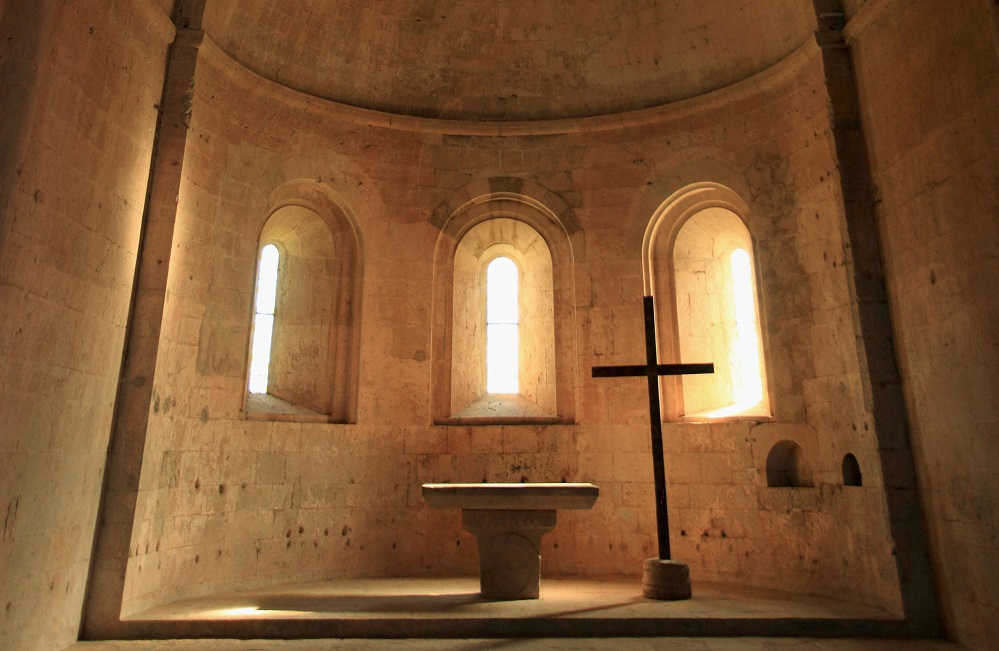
(842, 453), (863, 487)
(765, 439), (813, 488)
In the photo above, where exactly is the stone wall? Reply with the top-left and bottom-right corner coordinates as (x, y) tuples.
(847, 0), (999, 647)
(117, 37), (907, 618)
(0, 1), (173, 649)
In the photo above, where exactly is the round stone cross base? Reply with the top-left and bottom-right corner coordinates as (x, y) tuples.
(642, 558), (692, 600)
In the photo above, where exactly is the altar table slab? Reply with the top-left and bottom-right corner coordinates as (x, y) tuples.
(422, 483), (599, 600)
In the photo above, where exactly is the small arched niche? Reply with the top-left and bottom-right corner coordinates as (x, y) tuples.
(766, 440), (812, 488)
(245, 183), (362, 423)
(842, 453), (863, 487)
(645, 183), (770, 421)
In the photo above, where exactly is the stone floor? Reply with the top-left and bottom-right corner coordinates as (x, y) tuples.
(61, 578), (959, 648)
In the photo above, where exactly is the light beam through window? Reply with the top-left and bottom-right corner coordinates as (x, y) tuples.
(730, 248), (763, 404)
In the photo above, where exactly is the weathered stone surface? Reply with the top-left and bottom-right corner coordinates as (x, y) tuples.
(642, 558), (693, 601)
(424, 483), (598, 599)
(462, 509), (558, 600)
(423, 483), (599, 511)
(845, 1), (999, 647)
(0, 1), (996, 649)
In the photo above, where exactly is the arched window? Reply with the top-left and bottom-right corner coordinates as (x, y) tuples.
(248, 244), (279, 394)
(449, 222), (554, 419)
(430, 183), (578, 425)
(645, 183), (770, 421)
(671, 208), (768, 418)
(242, 186), (363, 424)
(486, 256), (519, 394)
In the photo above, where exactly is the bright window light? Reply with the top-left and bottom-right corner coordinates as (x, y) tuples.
(248, 244), (279, 394)
(216, 606), (262, 616)
(486, 256), (518, 393)
(730, 248), (763, 404)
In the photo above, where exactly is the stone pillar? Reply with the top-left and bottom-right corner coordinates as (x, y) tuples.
(812, 0), (939, 635)
(81, 15), (204, 639)
(461, 509), (557, 600)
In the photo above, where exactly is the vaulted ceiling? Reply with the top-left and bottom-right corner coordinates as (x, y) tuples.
(200, 0), (817, 121)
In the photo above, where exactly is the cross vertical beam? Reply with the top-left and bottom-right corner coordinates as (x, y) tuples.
(591, 295), (713, 561)
(641, 296), (671, 559)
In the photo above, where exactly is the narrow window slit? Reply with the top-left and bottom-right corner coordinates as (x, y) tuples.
(248, 244), (279, 394)
(486, 256), (519, 394)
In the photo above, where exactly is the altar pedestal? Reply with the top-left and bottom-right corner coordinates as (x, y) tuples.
(422, 483), (599, 600)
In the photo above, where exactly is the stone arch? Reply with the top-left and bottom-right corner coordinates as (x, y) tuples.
(642, 182), (770, 420)
(430, 179), (577, 424)
(245, 179), (363, 423)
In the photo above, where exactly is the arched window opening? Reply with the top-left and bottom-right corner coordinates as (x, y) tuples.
(430, 182), (578, 426)
(486, 256), (519, 394)
(243, 193), (362, 424)
(666, 207), (769, 420)
(248, 244), (279, 394)
(445, 218), (558, 421)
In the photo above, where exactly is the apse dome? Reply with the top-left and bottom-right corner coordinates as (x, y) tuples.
(201, 0), (817, 121)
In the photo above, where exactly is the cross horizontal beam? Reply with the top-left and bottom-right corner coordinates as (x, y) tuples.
(592, 363), (713, 378)
(589, 296), (715, 561)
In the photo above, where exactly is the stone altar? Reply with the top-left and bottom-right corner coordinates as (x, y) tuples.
(422, 483), (599, 600)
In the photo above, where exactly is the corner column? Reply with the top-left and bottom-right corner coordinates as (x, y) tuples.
(811, 0), (939, 635)
(81, 19), (205, 639)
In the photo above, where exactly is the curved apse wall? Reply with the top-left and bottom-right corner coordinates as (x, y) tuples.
(120, 35), (905, 621)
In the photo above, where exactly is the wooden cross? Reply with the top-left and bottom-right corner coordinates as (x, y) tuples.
(591, 295), (713, 560)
